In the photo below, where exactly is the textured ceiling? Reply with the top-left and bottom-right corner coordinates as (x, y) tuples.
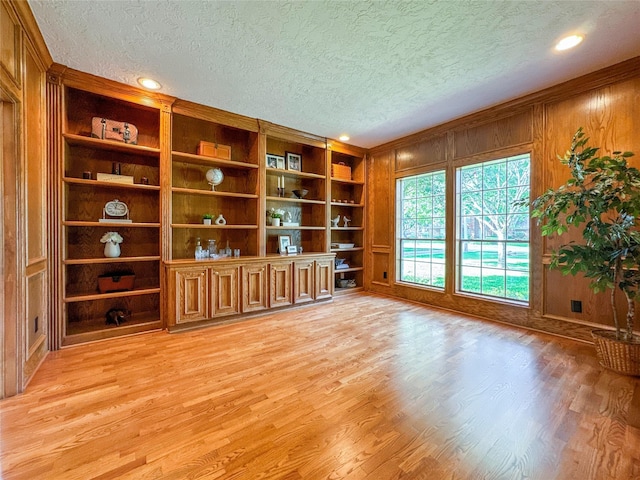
(29, 0), (640, 148)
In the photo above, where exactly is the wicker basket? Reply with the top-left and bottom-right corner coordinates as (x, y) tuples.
(591, 329), (640, 376)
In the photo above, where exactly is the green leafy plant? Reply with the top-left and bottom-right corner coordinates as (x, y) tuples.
(268, 208), (285, 219)
(524, 128), (640, 341)
(202, 213), (213, 220)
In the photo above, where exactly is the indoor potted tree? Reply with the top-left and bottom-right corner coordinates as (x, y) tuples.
(527, 128), (640, 375)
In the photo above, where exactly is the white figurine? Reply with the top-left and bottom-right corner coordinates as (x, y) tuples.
(331, 214), (341, 227)
(343, 216), (351, 228)
(214, 214), (226, 225)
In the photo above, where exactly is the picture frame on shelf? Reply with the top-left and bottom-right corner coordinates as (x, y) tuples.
(267, 154), (285, 169)
(285, 152), (302, 172)
(278, 235), (291, 254)
(286, 245), (298, 255)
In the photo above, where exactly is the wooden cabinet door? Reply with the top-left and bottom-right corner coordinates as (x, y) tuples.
(315, 259), (334, 300)
(175, 267), (209, 324)
(210, 266), (240, 317)
(269, 261), (293, 308)
(294, 260), (315, 304)
(242, 263), (268, 313)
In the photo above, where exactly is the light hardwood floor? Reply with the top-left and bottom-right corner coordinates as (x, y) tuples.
(1, 293), (639, 479)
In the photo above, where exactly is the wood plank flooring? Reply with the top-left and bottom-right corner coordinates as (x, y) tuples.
(1, 293), (639, 479)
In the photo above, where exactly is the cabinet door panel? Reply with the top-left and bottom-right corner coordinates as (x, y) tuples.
(315, 259), (333, 300)
(175, 268), (208, 324)
(270, 262), (292, 307)
(211, 266), (239, 317)
(242, 264), (268, 312)
(294, 261), (315, 304)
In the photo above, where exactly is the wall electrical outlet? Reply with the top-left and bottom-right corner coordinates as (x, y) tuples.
(571, 300), (582, 313)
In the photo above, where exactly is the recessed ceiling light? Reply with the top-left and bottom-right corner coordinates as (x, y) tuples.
(339, 135), (350, 142)
(555, 34), (584, 51)
(137, 77), (162, 90)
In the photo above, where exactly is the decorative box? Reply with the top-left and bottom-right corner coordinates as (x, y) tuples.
(197, 141), (231, 160)
(331, 162), (351, 180)
(98, 272), (135, 293)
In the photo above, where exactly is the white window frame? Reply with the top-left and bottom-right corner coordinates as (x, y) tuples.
(396, 170), (447, 289)
(455, 153), (531, 304)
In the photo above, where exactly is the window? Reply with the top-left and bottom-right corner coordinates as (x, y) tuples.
(397, 170), (446, 288)
(456, 154), (530, 302)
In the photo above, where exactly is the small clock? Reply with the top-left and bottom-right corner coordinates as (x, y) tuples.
(99, 199), (132, 223)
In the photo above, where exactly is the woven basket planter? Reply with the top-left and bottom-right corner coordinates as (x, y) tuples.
(591, 330), (640, 376)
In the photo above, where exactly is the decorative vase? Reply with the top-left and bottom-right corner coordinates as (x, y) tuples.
(104, 241), (121, 258)
(272, 217), (281, 227)
(215, 214), (226, 225)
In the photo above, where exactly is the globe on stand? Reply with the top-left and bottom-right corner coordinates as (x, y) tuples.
(205, 168), (224, 191)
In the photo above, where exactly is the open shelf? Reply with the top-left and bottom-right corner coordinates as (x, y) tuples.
(330, 147), (366, 292)
(266, 196), (326, 205)
(172, 151), (259, 169)
(334, 286), (364, 295)
(172, 224), (259, 229)
(331, 247), (364, 253)
(171, 107), (261, 260)
(64, 256), (160, 265)
(64, 287), (161, 303)
(64, 177), (161, 191)
(267, 168), (325, 180)
(331, 226), (365, 231)
(64, 221), (161, 228)
(63, 133), (160, 157)
(60, 85), (163, 343)
(64, 314), (162, 345)
(172, 187), (259, 199)
(331, 177), (365, 185)
(267, 226), (326, 231)
(334, 266), (364, 273)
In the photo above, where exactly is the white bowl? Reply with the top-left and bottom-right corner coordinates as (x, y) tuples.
(332, 243), (355, 249)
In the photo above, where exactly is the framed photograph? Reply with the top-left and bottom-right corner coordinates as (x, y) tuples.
(285, 152), (302, 172)
(266, 154), (285, 169)
(286, 245), (298, 255)
(278, 235), (291, 254)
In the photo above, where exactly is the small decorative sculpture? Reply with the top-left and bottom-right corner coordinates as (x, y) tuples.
(343, 216), (351, 228)
(331, 214), (341, 227)
(284, 210), (292, 223)
(214, 214), (226, 225)
(105, 308), (129, 326)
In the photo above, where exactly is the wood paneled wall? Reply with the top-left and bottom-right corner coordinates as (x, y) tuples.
(367, 150), (393, 287)
(0, 0), (52, 397)
(366, 57), (640, 342)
